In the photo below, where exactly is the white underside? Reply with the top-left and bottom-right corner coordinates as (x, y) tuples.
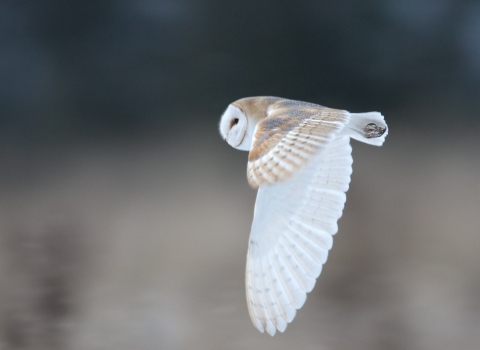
(246, 136), (353, 335)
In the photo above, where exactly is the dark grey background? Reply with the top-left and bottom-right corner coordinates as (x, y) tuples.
(0, 1), (479, 349)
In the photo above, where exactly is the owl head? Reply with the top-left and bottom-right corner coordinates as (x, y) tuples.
(219, 104), (253, 151)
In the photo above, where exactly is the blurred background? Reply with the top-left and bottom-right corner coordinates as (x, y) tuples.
(0, 1), (479, 349)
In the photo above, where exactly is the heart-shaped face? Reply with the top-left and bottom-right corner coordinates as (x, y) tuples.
(219, 104), (253, 151)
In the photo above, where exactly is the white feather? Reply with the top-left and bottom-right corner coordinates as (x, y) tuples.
(245, 136), (353, 334)
(340, 112), (388, 146)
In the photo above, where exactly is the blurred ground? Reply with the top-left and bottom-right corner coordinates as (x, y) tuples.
(0, 116), (479, 350)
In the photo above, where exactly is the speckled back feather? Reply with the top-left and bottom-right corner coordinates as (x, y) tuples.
(245, 99), (350, 189)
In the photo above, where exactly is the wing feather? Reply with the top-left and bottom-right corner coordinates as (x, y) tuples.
(278, 237), (315, 292)
(269, 252), (298, 321)
(266, 255), (294, 324)
(247, 99), (350, 189)
(262, 258), (286, 334)
(283, 233), (322, 278)
(246, 248), (266, 333)
(245, 136), (353, 334)
(255, 257), (276, 335)
(273, 248), (306, 309)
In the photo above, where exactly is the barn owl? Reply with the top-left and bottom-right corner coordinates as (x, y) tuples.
(219, 96), (388, 336)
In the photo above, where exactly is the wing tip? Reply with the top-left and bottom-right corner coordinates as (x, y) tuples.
(347, 111), (388, 146)
(266, 321), (277, 336)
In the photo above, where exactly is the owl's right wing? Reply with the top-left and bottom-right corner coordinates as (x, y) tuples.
(245, 136), (353, 336)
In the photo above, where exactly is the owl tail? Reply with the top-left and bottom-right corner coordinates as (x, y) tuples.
(340, 112), (388, 146)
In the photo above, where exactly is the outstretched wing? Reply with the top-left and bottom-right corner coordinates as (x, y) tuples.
(245, 136), (353, 335)
(247, 99), (350, 189)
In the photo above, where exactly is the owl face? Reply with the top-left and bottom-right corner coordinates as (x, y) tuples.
(219, 104), (254, 151)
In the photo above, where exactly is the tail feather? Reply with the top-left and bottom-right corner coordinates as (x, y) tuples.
(340, 112), (388, 146)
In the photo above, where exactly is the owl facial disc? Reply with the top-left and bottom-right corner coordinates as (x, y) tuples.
(219, 104), (250, 150)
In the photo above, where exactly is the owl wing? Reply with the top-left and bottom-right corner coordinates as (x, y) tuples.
(247, 99), (350, 189)
(245, 136), (353, 335)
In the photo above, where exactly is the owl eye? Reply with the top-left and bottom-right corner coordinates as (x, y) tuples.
(230, 118), (239, 128)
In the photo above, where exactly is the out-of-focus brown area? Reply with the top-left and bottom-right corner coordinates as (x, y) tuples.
(1, 1), (480, 349)
(1, 124), (479, 350)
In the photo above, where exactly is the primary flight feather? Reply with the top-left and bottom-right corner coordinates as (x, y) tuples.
(219, 96), (388, 336)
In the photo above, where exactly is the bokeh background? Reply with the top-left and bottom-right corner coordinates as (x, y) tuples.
(1, 1), (479, 349)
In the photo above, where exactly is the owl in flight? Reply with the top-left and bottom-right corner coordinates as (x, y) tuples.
(219, 97), (388, 336)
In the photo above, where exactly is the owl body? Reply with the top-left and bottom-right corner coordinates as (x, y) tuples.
(219, 97), (388, 335)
